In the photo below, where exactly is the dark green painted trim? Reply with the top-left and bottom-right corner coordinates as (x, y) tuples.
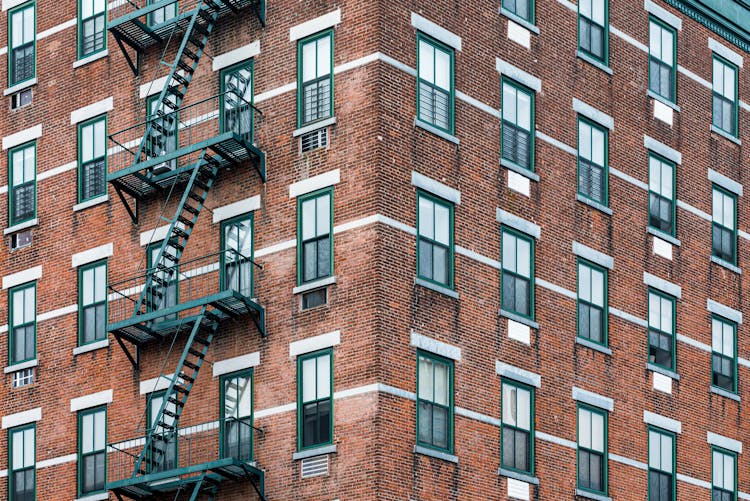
(647, 288), (677, 372)
(576, 258), (609, 347)
(501, 77), (536, 174)
(415, 349), (455, 454)
(296, 29), (334, 128)
(500, 378), (535, 476)
(77, 115), (108, 203)
(7, 1), (36, 87)
(77, 406), (107, 497)
(8, 422), (36, 501)
(415, 32), (456, 135)
(77, 259), (108, 346)
(296, 348), (334, 451)
(416, 190), (455, 289)
(8, 281), (36, 365)
(295, 187), (334, 286)
(500, 226), (535, 321)
(576, 403), (608, 496)
(647, 426), (676, 501)
(663, 0), (750, 53)
(8, 141), (37, 226)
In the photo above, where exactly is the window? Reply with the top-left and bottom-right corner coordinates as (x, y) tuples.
(147, 243), (178, 321)
(9, 283), (35, 365)
(712, 448), (736, 501)
(648, 428), (675, 501)
(297, 188), (333, 285)
(712, 187), (736, 265)
(502, 0), (534, 23)
(577, 260), (607, 345)
(147, 0), (176, 26)
(9, 142), (36, 226)
(78, 0), (105, 58)
(417, 34), (454, 134)
(712, 56), (738, 137)
(577, 405), (607, 495)
(578, 0), (608, 64)
(648, 18), (676, 103)
(417, 192), (454, 288)
(79, 261), (107, 346)
(9, 424), (34, 501)
(578, 118), (607, 205)
(146, 94), (178, 172)
(78, 116), (107, 203)
(8, 2), (35, 86)
(78, 407), (106, 496)
(501, 79), (535, 172)
(648, 290), (675, 370)
(297, 349), (332, 450)
(297, 30), (333, 127)
(501, 380), (533, 474)
(221, 370), (253, 460)
(221, 60), (254, 138)
(712, 316), (737, 393)
(221, 215), (253, 297)
(648, 154), (675, 236)
(417, 351), (453, 452)
(501, 228), (534, 319)
(147, 391), (177, 472)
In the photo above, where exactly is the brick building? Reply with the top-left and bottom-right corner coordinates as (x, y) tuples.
(0, 0), (748, 498)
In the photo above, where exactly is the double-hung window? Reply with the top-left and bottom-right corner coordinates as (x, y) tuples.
(501, 0), (533, 24)
(648, 290), (675, 371)
(501, 228), (534, 319)
(712, 316), (737, 393)
(9, 283), (35, 365)
(298, 31), (333, 126)
(712, 186), (736, 265)
(417, 351), (453, 452)
(648, 427), (675, 501)
(648, 154), (675, 236)
(712, 448), (736, 501)
(577, 404), (607, 496)
(417, 34), (454, 134)
(78, 116), (107, 203)
(298, 349), (332, 450)
(147, 242), (178, 321)
(9, 142), (36, 226)
(221, 215), (253, 297)
(146, 94), (178, 172)
(9, 2), (35, 86)
(417, 192), (454, 288)
(578, 118), (608, 205)
(501, 380), (533, 474)
(79, 261), (107, 346)
(221, 60), (254, 139)
(501, 79), (534, 172)
(78, 407), (106, 496)
(578, 260), (607, 345)
(578, 0), (607, 64)
(221, 370), (253, 460)
(297, 189), (333, 284)
(147, 0), (176, 26)
(78, 0), (105, 58)
(9, 424), (35, 501)
(147, 391), (177, 472)
(648, 18), (676, 103)
(712, 56), (738, 137)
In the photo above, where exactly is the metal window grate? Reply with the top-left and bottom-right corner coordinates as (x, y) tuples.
(12, 368), (34, 388)
(300, 455), (329, 478)
(300, 127), (329, 153)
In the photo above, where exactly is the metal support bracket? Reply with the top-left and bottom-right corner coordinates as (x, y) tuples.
(113, 33), (140, 76)
(114, 184), (139, 224)
(113, 334), (140, 370)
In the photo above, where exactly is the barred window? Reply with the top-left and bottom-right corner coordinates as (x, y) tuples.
(79, 0), (105, 58)
(9, 3), (35, 85)
(502, 80), (534, 171)
(299, 31), (333, 126)
(9, 142), (36, 226)
(578, 119), (607, 205)
(417, 35), (454, 133)
(79, 117), (107, 202)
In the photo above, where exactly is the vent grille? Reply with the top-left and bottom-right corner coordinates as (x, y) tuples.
(12, 368), (34, 388)
(300, 455), (329, 478)
(300, 127), (329, 153)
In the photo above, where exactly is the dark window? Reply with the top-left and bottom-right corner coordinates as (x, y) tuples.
(578, 405), (607, 495)
(299, 31), (333, 126)
(298, 350), (332, 449)
(9, 143), (35, 226)
(648, 428), (674, 501)
(79, 407), (106, 495)
(9, 425), (35, 501)
(712, 449), (736, 501)
(648, 155), (675, 235)
(417, 352), (453, 452)
(501, 381), (533, 473)
(417, 193), (453, 287)
(578, 261), (607, 345)
(648, 19), (676, 102)
(578, 119), (607, 205)
(79, 261), (107, 345)
(9, 4), (35, 85)
(502, 0), (533, 22)
(417, 35), (454, 133)
(712, 187), (736, 264)
(648, 291), (674, 370)
(712, 57), (737, 136)
(79, 0), (105, 57)
(502, 80), (534, 171)
(502, 229), (533, 318)
(578, 0), (607, 62)
(79, 117), (107, 202)
(712, 317), (736, 393)
(9, 283), (35, 365)
(298, 190), (332, 284)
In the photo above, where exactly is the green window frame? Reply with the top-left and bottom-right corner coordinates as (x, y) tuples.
(220, 369), (253, 461)
(648, 289), (675, 371)
(712, 315), (737, 393)
(78, 260), (107, 346)
(77, 0), (106, 59)
(146, 390), (178, 472)
(712, 55), (738, 137)
(501, 227), (535, 319)
(220, 214), (254, 297)
(296, 188), (333, 285)
(648, 154), (676, 236)
(416, 33), (455, 134)
(220, 59), (254, 140)
(577, 259), (608, 346)
(297, 30), (333, 127)
(416, 350), (454, 453)
(9, 423), (35, 501)
(648, 427), (675, 501)
(712, 447), (736, 501)
(417, 191), (454, 288)
(146, 242), (178, 321)
(578, 0), (608, 64)
(8, 2), (35, 86)
(712, 186), (737, 265)
(8, 141), (36, 226)
(9, 282), (35, 365)
(501, 0), (534, 24)
(78, 115), (107, 203)
(297, 348), (333, 450)
(78, 406), (106, 496)
(648, 17), (676, 103)
(578, 117), (608, 206)
(501, 379), (534, 474)
(146, 94), (178, 172)
(501, 78), (535, 172)
(146, 0), (176, 26)
(577, 404), (608, 496)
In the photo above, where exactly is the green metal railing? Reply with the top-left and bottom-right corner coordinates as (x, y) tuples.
(108, 0), (264, 32)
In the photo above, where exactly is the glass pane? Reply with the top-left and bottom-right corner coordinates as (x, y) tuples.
(661, 434), (672, 473)
(579, 122), (591, 160)
(11, 11), (22, 47)
(434, 362), (449, 406)
(724, 324), (734, 355)
(433, 245), (447, 285)
(591, 269), (604, 306)
(517, 388), (530, 431)
(502, 232), (517, 273)
(237, 377), (252, 418)
(301, 199), (316, 240)
(579, 409), (591, 449)
(82, 413), (94, 452)
(302, 41), (316, 82)
(724, 455), (734, 490)
(419, 41), (434, 84)
(316, 195), (330, 237)
(517, 91), (531, 131)
(434, 203), (450, 245)
(11, 150), (23, 185)
(591, 0), (604, 24)
(723, 195), (734, 229)
(434, 48), (450, 90)
(713, 451), (723, 486)
(317, 354), (330, 399)
(418, 357), (432, 400)
(24, 287), (34, 322)
(13, 289), (24, 326)
(24, 428), (34, 467)
(713, 60), (723, 93)
(580, 0), (591, 18)
(502, 383), (516, 426)
(661, 30), (673, 66)
(12, 431), (22, 469)
(649, 157), (660, 193)
(660, 298), (672, 334)
(661, 163), (673, 199)
(24, 147), (34, 182)
(317, 36), (331, 76)
(579, 264), (591, 301)
(649, 22), (660, 56)
(82, 268), (94, 305)
(591, 412), (604, 452)
(94, 265), (106, 302)
(516, 238), (530, 278)
(503, 84), (517, 124)
(724, 66), (735, 99)
(713, 190), (723, 224)
(93, 120), (105, 158)
(23, 8), (33, 44)
(712, 319), (722, 352)
(591, 128), (605, 166)
(419, 197), (434, 240)
(82, 125), (94, 162)
(649, 431), (660, 469)
(301, 358), (316, 402)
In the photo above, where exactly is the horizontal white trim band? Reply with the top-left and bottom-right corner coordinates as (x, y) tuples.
(71, 243), (113, 268)
(3, 124), (42, 150)
(70, 97), (113, 125)
(70, 389), (113, 412)
(410, 331), (462, 361)
(2, 265), (42, 289)
(289, 9), (341, 41)
(289, 169), (340, 198)
(289, 330), (341, 357)
(212, 195), (260, 223)
(212, 352), (260, 377)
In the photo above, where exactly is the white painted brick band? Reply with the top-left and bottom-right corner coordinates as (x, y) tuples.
(3, 124), (42, 150)
(212, 195), (261, 223)
(70, 97), (113, 125)
(212, 41), (260, 71)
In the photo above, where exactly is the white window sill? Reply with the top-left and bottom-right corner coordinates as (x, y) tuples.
(293, 275), (337, 295)
(293, 444), (336, 460)
(575, 489), (612, 501)
(711, 385), (740, 402)
(647, 362), (680, 380)
(293, 116), (337, 137)
(73, 50), (109, 69)
(576, 51), (613, 75)
(576, 194), (612, 216)
(711, 255), (741, 274)
(710, 125), (741, 146)
(575, 337), (612, 355)
(73, 194), (109, 212)
(74, 492), (110, 501)
(4, 359), (37, 374)
(647, 227), (681, 246)
(647, 90), (680, 112)
(414, 445), (458, 464)
(500, 158), (539, 181)
(4, 218), (38, 236)
(498, 7), (540, 34)
(73, 339), (109, 356)
(4, 78), (37, 96)
(415, 277), (459, 299)
(499, 309), (539, 329)
(498, 468), (540, 485)
(414, 118), (460, 145)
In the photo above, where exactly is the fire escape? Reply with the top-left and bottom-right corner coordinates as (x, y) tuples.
(104, 0), (266, 498)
